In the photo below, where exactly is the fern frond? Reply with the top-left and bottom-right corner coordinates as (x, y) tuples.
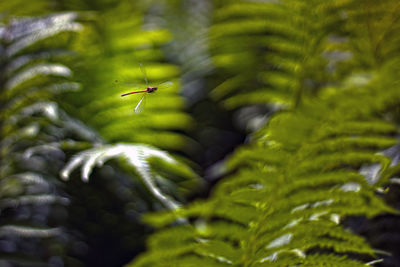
(65, 1), (194, 153)
(129, 59), (400, 266)
(0, 12), (86, 266)
(210, 0), (348, 110)
(59, 143), (200, 209)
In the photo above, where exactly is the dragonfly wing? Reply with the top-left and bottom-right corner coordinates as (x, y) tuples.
(157, 81), (173, 89)
(117, 82), (146, 88)
(134, 95), (146, 114)
(114, 81), (147, 94)
(139, 63), (149, 86)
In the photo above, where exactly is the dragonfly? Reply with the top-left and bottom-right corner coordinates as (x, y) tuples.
(120, 63), (173, 114)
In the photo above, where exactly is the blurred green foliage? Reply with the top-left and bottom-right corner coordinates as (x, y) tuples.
(1, 0), (400, 266)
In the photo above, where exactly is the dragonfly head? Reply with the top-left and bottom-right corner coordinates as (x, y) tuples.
(147, 86), (157, 93)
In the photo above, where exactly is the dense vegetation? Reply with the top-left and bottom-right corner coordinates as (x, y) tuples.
(0, 0), (399, 266)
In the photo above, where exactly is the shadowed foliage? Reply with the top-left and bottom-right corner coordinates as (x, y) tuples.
(1, 0), (400, 266)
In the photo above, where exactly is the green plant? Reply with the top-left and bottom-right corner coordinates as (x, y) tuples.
(128, 0), (400, 266)
(0, 12), (85, 265)
(0, 4), (201, 265)
(1, 0), (400, 266)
